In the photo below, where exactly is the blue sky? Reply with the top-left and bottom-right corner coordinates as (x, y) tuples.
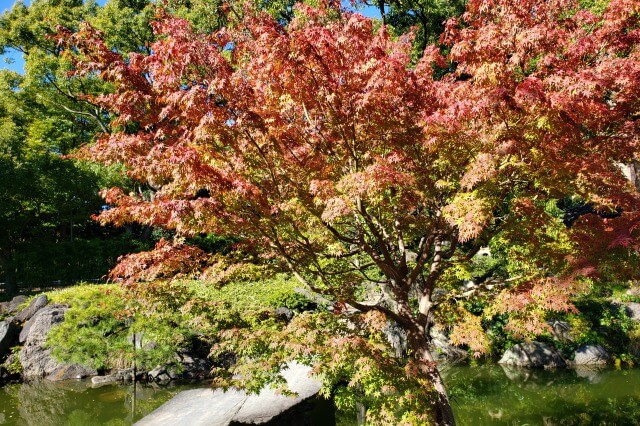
(0, 0), (380, 74)
(0, 0), (110, 73)
(0, 0), (26, 73)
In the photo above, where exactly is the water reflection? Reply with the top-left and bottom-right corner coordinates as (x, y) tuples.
(0, 367), (638, 425)
(443, 364), (640, 425)
(0, 380), (197, 426)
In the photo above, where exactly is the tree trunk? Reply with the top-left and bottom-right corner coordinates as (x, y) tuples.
(632, 160), (640, 192)
(0, 255), (18, 297)
(407, 328), (456, 426)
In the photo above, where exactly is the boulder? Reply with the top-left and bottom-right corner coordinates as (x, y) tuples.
(148, 351), (212, 383)
(625, 302), (640, 321)
(547, 319), (572, 342)
(2, 352), (18, 369)
(626, 284), (640, 298)
(91, 375), (121, 388)
(19, 304), (67, 344)
(5, 296), (28, 315)
(274, 307), (294, 323)
(0, 320), (19, 359)
(147, 365), (175, 383)
(429, 327), (468, 361)
(384, 322), (407, 359)
(91, 368), (137, 387)
(15, 295), (48, 323)
(113, 367), (137, 382)
(46, 363), (97, 381)
(232, 363), (322, 424)
(136, 362), (322, 426)
(499, 342), (566, 368)
(0, 352), (21, 383)
(572, 344), (610, 365)
(19, 304), (96, 380)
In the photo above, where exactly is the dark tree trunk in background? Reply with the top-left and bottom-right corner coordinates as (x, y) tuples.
(631, 160), (640, 192)
(0, 254), (18, 297)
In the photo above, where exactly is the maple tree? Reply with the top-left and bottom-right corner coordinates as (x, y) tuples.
(60, 0), (640, 423)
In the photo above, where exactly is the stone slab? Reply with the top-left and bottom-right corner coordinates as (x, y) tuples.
(135, 363), (322, 426)
(136, 388), (247, 426)
(234, 363), (322, 424)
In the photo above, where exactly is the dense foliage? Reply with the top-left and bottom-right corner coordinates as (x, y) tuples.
(0, 0), (161, 295)
(1, 0), (639, 424)
(45, 274), (311, 372)
(55, 1), (640, 423)
(57, 0), (640, 423)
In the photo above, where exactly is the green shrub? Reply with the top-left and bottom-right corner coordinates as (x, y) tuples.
(194, 273), (314, 311)
(44, 273), (312, 372)
(47, 284), (200, 372)
(5, 346), (22, 374)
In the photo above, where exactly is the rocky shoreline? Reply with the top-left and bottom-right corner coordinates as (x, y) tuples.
(2, 291), (640, 425)
(0, 295), (212, 387)
(2, 293), (640, 388)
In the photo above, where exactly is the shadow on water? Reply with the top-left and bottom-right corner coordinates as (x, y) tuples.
(443, 364), (640, 425)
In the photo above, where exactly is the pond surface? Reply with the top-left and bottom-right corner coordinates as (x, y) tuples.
(0, 380), (201, 425)
(0, 367), (638, 425)
(443, 364), (640, 425)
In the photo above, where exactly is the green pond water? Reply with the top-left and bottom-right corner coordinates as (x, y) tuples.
(0, 366), (638, 425)
(0, 380), (201, 425)
(443, 364), (640, 425)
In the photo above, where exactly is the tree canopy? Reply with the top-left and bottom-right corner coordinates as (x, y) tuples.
(0, 0), (161, 294)
(32, 0), (640, 423)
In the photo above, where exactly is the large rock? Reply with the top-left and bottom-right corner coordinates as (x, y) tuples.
(19, 304), (96, 380)
(46, 364), (97, 381)
(15, 295), (48, 322)
(625, 302), (640, 321)
(547, 319), (572, 342)
(499, 342), (566, 368)
(0, 320), (19, 359)
(19, 304), (66, 344)
(1, 296), (28, 315)
(384, 322), (407, 359)
(148, 351), (212, 383)
(572, 344), (610, 365)
(429, 327), (468, 361)
(274, 307), (294, 323)
(91, 374), (121, 388)
(626, 284), (640, 298)
(91, 368), (138, 388)
(136, 362), (322, 426)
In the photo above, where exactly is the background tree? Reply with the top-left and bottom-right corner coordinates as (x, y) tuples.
(0, 0), (159, 294)
(0, 67), (145, 295)
(0, 70), (100, 295)
(364, 0), (466, 58)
